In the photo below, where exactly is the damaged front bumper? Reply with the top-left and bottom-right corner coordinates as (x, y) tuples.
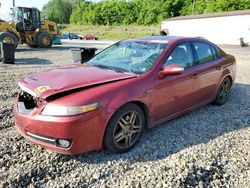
(13, 95), (107, 155)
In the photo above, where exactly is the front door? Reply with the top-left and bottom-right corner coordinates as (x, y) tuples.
(152, 42), (200, 121)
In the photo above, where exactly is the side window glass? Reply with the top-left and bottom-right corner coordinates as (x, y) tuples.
(211, 46), (219, 59)
(194, 42), (214, 64)
(164, 43), (194, 68)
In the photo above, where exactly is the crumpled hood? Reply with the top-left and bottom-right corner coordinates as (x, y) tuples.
(18, 64), (137, 99)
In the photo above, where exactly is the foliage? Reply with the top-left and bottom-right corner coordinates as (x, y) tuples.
(70, 0), (184, 25)
(181, 0), (250, 15)
(42, 0), (250, 25)
(42, 0), (76, 23)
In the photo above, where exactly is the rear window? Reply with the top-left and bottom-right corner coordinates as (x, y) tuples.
(193, 42), (214, 64)
(211, 45), (220, 59)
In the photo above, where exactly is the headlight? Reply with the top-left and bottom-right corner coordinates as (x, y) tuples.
(41, 102), (99, 116)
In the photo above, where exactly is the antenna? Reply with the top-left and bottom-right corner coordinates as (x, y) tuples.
(13, 0), (15, 7)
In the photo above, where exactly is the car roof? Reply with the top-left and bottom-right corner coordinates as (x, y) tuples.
(128, 35), (188, 42)
(140, 35), (183, 40)
(127, 35), (214, 45)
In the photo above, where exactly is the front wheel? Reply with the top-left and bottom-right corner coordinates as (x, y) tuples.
(213, 77), (232, 105)
(37, 33), (52, 48)
(104, 104), (145, 153)
(0, 32), (18, 49)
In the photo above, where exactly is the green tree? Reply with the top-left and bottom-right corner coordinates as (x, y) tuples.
(205, 0), (250, 13)
(181, 0), (250, 15)
(69, 0), (250, 26)
(42, 0), (78, 23)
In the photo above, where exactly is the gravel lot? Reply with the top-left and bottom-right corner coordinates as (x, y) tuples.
(0, 44), (249, 188)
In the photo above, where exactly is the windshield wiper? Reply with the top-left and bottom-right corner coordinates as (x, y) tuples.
(111, 66), (132, 74)
(93, 64), (113, 71)
(93, 64), (131, 74)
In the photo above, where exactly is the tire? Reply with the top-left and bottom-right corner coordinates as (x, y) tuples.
(104, 104), (145, 153)
(37, 32), (53, 48)
(213, 77), (232, 105)
(0, 32), (18, 49)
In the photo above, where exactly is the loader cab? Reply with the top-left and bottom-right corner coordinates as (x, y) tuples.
(12, 7), (41, 32)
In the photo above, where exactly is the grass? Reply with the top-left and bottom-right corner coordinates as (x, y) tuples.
(62, 24), (160, 40)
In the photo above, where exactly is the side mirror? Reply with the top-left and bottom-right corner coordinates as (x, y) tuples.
(158, 64), (184, 79)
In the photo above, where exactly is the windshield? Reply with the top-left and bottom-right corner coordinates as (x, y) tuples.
(12, 8), (40, 25)
(12, 8), (23, 22)
(87, 40), (167, 74)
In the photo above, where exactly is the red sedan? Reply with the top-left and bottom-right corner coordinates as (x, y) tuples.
(78, 34), (98, 40)
(14, 36), (236, 154)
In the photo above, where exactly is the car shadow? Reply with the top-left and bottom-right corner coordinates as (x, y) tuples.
(57, 82), (250, 164)
(15, 58), (53, 65)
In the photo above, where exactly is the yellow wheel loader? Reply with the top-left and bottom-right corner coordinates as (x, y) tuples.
(0, 7), (61, 49)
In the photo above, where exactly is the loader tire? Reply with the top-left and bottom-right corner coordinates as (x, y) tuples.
(37, 33), (53, 48)
(0, 32), (18, 49)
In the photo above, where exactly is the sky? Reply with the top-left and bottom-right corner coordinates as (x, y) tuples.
(0, 0), (101, 20)
(0, 0), (50, 20)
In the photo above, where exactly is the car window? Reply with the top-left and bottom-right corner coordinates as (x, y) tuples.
(88, 40), (167, 74)
(164, 42), (194, 68)
(211, 45), (219, 59)
(193, 42), (214, 64)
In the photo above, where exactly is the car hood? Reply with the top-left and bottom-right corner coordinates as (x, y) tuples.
(18, 64), (137, 100)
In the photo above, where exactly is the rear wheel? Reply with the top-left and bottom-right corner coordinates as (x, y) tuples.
(104, 104), (145, 153)
(0, 32), (18, 49)
(213, 77), (232, 105)
(37, 33), (52, 48)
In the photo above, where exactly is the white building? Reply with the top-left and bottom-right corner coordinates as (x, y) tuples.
(160, 10), (250, 45)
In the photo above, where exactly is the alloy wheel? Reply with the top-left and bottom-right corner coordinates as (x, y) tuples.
(113, 111), (142, 149)
(218, 78), (231, 104)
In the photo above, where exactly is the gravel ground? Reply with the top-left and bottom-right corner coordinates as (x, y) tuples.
(0, 44), (249, 188)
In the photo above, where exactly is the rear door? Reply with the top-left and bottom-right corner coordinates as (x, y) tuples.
(191, 41), (222, 102)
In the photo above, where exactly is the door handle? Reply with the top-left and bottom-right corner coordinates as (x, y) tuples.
(191, 74), (198, 79)
(145, 88), (155, 94)
(216, 66), (222, 70)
